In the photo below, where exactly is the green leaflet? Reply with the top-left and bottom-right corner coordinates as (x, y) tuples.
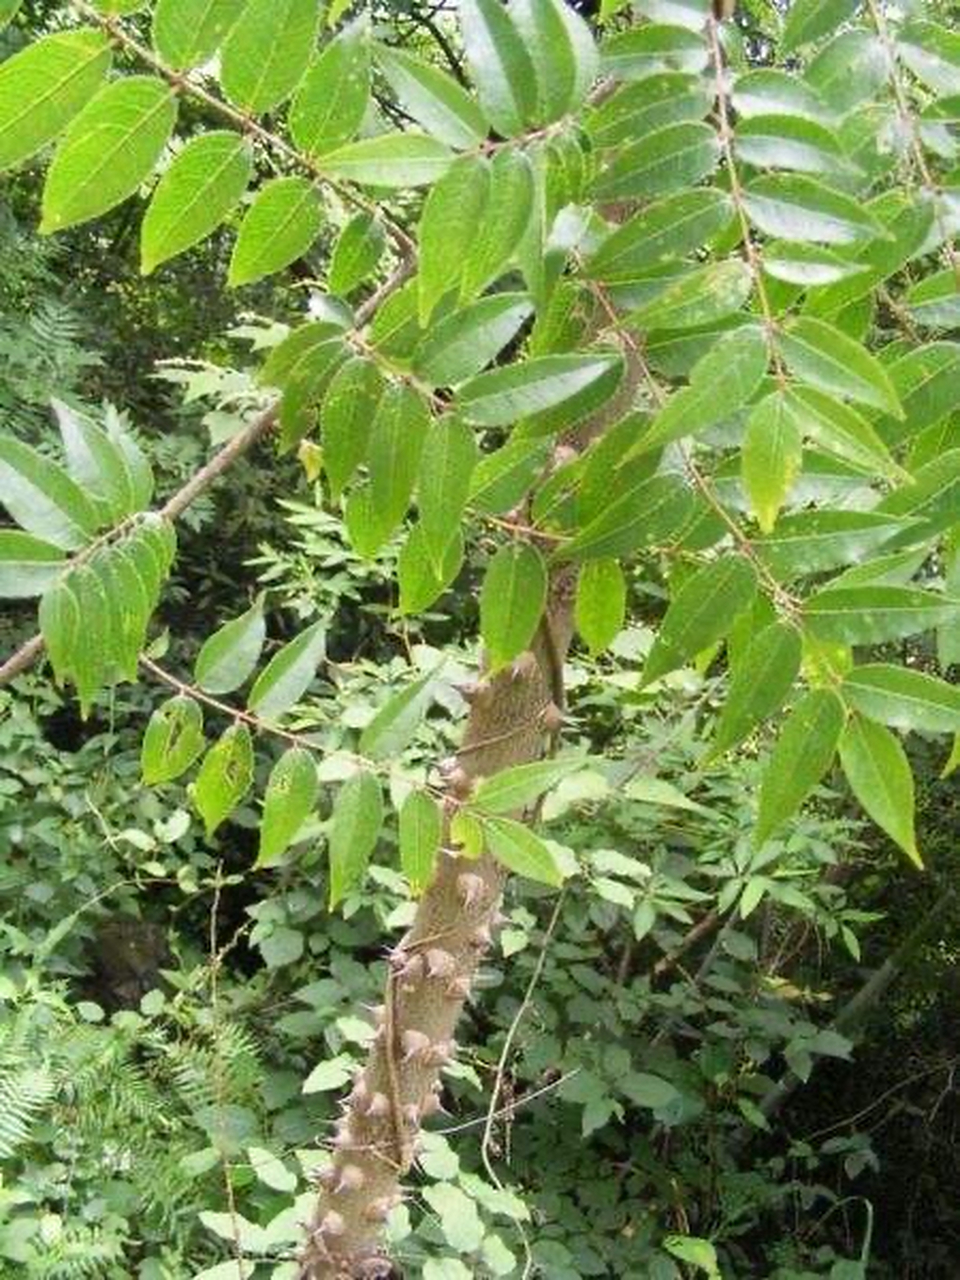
(783, 0), (859, 51)
(905, 269), (960, 330)
(470, 438), (550, 515)
(0, 436), (100, 550)
(257, 748), (319, 868)
(842, 664), (960, 735)
(141, 131), (252, 275)
(193, 724), (255, 838)
(0, 531), (65, 600)
(877, 450), (960, 546)
(320, 357), (386, 501)
(229, 178), (324, 287)
(839, 717), (920, 867)
(376, 44), (487, 150)
(804, 586), (960, 646)
(413, 293), (533, 387)
(480, 814), (565, 886)
(755, 689), (845, 846)
(642, 557), (758, 688)
(398, 524), (465, 614)
(763, 241), (870, 287)
(0, 29), (112, 172)
(741, 393), (804, 534)
(459, 0), (538, 137)
(418, 155), (491, 325)
(576, 559), (625, 655)
(480, 543), (548, 671)
(556, 474), (694, 563)
(399, 790), (442, 895)
(599, 24), (707, 80)
(508, 0), (598, 124)
(328, 771), (383, 907)
(734, 113), (855, 177)
(785, 385), (902, 481)
(629, 260), (753, 333)
(194, 597), (266, 695)
(360, 668), (439, 760)
(247, 621), (326, 720)
(328, 212), (386, 297)
(473, 757), (590, 815)
(458, 354), (623, 427)
(319, 133), (453, 188)
(366, 383), (431, 550)
(732, 69), (830, 122)
(881, 342), (960, 445)
(592, 121), (719, 201)
(39, 577), (80, 691)
(289, 18), (370, 156)
(755, 511), (911, 580)
(742, 174), (883, 245)
(640, 326), (769, 453)
(709, 622), (802, 760)
(52, 399), (141, 523)
(40, 77), (177, 234)
(152, 0), (241, 70)
(220, 0), (319, 113)
(461, 148), (534, 301)
(417, 417), (479, 574)
(778, 317), (902, 417)
(141, 695), (206, 785)
(586, 189), (734, 283)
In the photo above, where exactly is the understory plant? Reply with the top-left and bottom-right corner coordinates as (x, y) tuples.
(0, 0), (959, 1276)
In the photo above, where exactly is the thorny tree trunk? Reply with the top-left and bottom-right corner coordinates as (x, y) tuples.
(300, 353), (643, 1279)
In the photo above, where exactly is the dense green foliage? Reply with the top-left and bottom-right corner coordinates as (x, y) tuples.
(0, 0), (958, 1276)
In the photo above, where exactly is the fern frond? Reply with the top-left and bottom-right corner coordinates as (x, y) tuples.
(0, 1064), (55, 1158)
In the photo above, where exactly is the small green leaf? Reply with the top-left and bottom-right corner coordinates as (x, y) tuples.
(557, 474), (694, 563)
(783, 0), (858, 51)
(228, 177), (324, 287)
(141, 131), (252, 274)
(319, 133), (452, 188)
(320, 357), (385, 500)
(755, 689), (845, 846)
(842, 664), (960, 735)
(398, 524), (464, 614)
(41, 77), (177, 234)
(576, 559), (626, 655)
(839, 717), (920, 866)
(640, 326), (769, 452)
(365, 382), (431, 552)
(328, 770), (383, 907)
(481, 814), (565, 886)
(418, 155), (491, 325)
(0, 436), (100, 550)
(257, 748), (319, 867)
(328, 211), (386, 297)
(804, 586), (960, 646)
(39, 577), (81, 688)
(460, 148), (534, 300)
(289, 17), (370, 156)
(742, 392), (803, 533)
(509, 0), (598, 124)
(399, 790), (442, 895)
(587, 189), (733, 283)
(141, 695), (206, 785)
(458, 354), (623, 427)
(359, 668), (438, 760)
(194, 597), (266, 695)
(414, 294), (533, 387)
(786, 385), (901, 480)
(663, 1236), (720, 1280)
(642, 557), (758, 687)
(473, 758), (589, 815)
(220, 0), (319, 113)
(629, 259), (752, 333)
(0, 29), (112, 172)
(755, 511), (910, 581)
(247, 621), (326, 720)
(905, 268), (960, 330)
(480, 543), (548, 671)
(735, 113), (855, 176)
(152, 0), (241, 70)
(418, 417), (478, 574)
(742, 173), (883, 245)
(52, 399), (135, 523)
(592, 121), (719, 201)
(193, 723), (254, 838)
(376, 44), (487, 149)
(246, 1145), (297, 1194)
(779, 317), (902, 417)
(459, 0), (538, 137)
(709, 622), (802, 759)
(0, 531), (65, 600)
